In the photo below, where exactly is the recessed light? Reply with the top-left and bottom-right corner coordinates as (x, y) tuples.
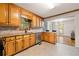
(44, 3), (60, 9)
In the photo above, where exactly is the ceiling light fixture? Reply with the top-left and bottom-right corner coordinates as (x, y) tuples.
(44, 3), (60, 9)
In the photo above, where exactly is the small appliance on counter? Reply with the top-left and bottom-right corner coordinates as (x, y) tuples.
(52, 30), (56, 32)
(46, 30), (49, 32)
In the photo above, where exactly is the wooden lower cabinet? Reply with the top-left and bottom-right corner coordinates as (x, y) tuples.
(41, 32), (57, 44)
(49, 33), (57, 44)
(30, 34), (36, 46)
(40, 32), (44, 41)
(23, 35), (30, 49)
(4, 33), (36, 56)
(16, 36), (23, 53)
(43, 32), (49, 42)
(41, 32), (49, 41)
(5, 37), (15, 56)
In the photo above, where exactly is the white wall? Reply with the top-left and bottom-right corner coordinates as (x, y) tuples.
(74, 14), (79, 47)
(63, 19), (75, 36)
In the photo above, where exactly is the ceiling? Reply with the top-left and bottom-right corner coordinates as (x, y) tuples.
(15, 3), (79, 18)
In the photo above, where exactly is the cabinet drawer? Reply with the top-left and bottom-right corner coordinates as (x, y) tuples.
(30, 33), (35, 36)
(24, 35), (29, 38)
(16, 36), (22, 39)
(6, 37), (15, 42)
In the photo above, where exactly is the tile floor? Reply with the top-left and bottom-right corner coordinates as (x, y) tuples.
(15, 42), (79, 56)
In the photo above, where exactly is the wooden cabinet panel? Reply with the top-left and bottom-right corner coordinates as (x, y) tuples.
(31, 15), (37, 28)
(4, 33), (37, 56)
(44, 32), (49, 42)
(30, 34), (36, 46)
(0, 3), (8, 26)
(41, 32), (44, 40)
(16, 36), (23, 52)
(9, 4), (21, 26)
(49, 33), (56, 44)
(32, 15), (43, 28)
(23, 35), (30, 49)
(41, 32), (57, 44)
(5, 37), (15, 56)
(36, 17), (40, 27)
(21, 9), (32, 19)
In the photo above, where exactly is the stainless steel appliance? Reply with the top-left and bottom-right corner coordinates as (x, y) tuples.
(35, 32), (42, 45)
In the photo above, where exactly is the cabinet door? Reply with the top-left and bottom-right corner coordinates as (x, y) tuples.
(0, 3), (8, 26)
(43, 32), (49, 42)
(5, 40), (15, 56)
(49, 33), (57, 44)
(41, 32), (44, 41)
(16, 38), (23, 52)
(23, 35), (30, 49)
(36, 17), (40, 27)
(32, 15), (37, 28)
(30, 34), (36, 46)
(9, 4), (21, 26)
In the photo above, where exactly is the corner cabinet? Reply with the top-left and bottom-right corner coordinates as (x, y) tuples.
(9, 4), (21, 27)
(0, 4), (8, 26)
(41, 32), (57, 44)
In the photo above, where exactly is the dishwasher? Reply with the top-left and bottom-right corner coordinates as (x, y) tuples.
(35, 32), (42, 45)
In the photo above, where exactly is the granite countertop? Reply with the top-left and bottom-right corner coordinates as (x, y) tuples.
(0, 32), (34, 38)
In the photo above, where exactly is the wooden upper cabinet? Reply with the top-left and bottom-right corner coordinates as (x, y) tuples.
(31, 14), (43, 28)
(21, 8), (32, 20)
(36, 16), (40, 27)
(0, 3), (8, 26)
(9, 4), (21, 27)
(31, 14), (37, 28)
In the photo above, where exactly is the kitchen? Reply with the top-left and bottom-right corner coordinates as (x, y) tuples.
(0, 3), (56, 56)
(1, 3), (79, 56)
